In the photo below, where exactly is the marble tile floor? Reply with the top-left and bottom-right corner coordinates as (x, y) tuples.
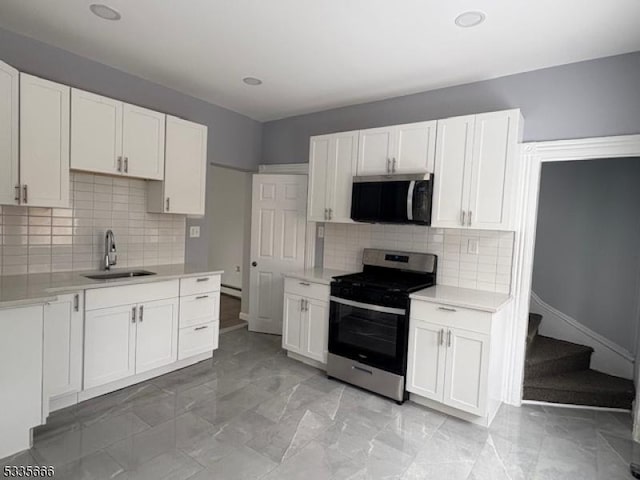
(1, 327), (637, 479)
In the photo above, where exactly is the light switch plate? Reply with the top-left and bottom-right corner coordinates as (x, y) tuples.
(467, 238), (479, 255)
(317, 226), (325, 238)
(189, 226), (201, 238)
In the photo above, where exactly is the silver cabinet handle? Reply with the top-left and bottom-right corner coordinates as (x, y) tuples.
(438, 306), (457, 312)
(386, 158), (391, 173)
(461, 211), (466, 226)
(328, 208), (332, 220)
(74, 294), (80, 312)
(324, 208), (328, 220)
(299, 282), (311, 286)
(196, 277), (210, 282)
(14, 185), (20, 204)
(139, 305), (144, 322)
(117, 156), (122, 172)
(392, 158), (396, 173)
(195, 295), (209, 300)
(447, 330), (452, 347)
(124, 157), (129, 173)
(300, 299), (304, 312)
(131, 306), (137, 323)
(304, 299), (309, 311)
(166, 197), (170, 212)
(23, 185), (28, 204)
(195, 325), (208, 331)
(468, 211), (472, 226)
(437, 329), (443, 346)
(352, 365), (373, 375)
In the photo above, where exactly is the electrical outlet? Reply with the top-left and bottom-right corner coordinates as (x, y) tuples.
(189, 226), (201, 238)
(467, 238), (479, 255)
(317, 226), (325, 238)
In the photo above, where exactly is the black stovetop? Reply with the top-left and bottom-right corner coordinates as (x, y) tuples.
(332, 266), (435, 294)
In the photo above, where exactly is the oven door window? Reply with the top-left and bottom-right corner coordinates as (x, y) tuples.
(329, 299), (406, 374)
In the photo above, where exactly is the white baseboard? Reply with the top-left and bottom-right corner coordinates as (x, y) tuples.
(258, 163), (308, 174)
(221, 286), (241, 298)
(521, 399), (631, 413)
(239, 312), (250, 322)
(530, 292), (634, 379)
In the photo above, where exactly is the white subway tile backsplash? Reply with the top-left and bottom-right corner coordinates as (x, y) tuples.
(323, 223), (514, 293)
(0, 173), (186, 275)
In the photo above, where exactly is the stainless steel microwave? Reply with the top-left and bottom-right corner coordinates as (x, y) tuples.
(350, 174), (433, 225)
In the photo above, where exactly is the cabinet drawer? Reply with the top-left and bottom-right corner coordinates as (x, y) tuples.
(86, 280), (179, 311)
(178, 322), (218, 360)
(411, 300), (491, 334)
(180, 292), (220, 328)
(180, 275), (221, 296)
(284, 277), (329, 302)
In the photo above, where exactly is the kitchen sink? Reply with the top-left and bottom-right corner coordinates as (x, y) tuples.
(84, 270), (156, 280)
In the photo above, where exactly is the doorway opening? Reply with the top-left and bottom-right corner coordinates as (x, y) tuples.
(524, 157), (639, 409)
(208, 165), (252, 332)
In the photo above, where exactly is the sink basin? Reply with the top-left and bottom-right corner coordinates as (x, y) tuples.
(84, 270), (156, 280)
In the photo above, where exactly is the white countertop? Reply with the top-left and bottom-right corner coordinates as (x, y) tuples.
(410, 285), (512, 313)
(283, 267), (354, 285)
(0, 264), (224, 309)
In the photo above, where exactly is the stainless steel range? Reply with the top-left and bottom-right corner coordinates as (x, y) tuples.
(327, 249), (437, 404)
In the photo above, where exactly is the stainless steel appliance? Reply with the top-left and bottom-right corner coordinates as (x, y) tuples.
(327, 249), (437, 403)
(351, 174), (433, 225)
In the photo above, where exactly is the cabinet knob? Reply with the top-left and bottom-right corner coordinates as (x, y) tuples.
(251, 261), (258, 267)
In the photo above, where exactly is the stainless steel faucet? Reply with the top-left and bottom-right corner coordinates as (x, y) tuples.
(104, 230), (117, 270)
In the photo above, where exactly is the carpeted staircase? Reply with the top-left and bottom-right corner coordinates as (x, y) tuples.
(523, 313), (635, 409)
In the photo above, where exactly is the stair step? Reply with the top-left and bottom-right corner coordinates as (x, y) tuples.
(523, 369), (635, 410)
(526, 313), (543, 352)
(525, 336), (593, 379)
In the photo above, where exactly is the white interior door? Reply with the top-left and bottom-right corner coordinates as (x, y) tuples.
(0, 60), (19, 206)
(20, 74), (70, 208)
(122, 103), (165, 180)
(249, 174), (307, 334)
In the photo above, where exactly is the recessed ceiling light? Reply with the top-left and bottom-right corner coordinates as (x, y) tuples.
(243, 77), (263, 86)
(89, 4), (121, 21)
(454, 11), (486, 28)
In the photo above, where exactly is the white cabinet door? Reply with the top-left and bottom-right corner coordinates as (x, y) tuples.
(467, 110), (519, 230)
(431, 115), (475, 228)
(326, 131), (358, 223)
(282, 293), (304, 353)
(153, 116), (207, 215)
(135, 298), (179, 374)
(407, 320), (446, 402)
(307, 135), (331, 222)
(122, 103), (165, 180)
(70, 88), (122, 175)
(394, 121), (437, 174)
(84, 305), (136, 389)
(0, 60), (19, 206)
(43, 294), (83, 401)
(304, 298), (329, 363)
(19, 74), (70, 208)
(0, 305), (43, 459)
(443, 328), (490, 416)
(357, 126), (394, 175)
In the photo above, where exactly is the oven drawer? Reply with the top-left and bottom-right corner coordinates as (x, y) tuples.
(178, 321), (219, 360)
(284, 277), (329, 302)
(180, 275), (221, 296)
(410, 300), (491, 334)
(180, 292), (220, 328)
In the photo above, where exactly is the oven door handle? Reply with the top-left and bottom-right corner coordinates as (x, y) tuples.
(330, 296), (406, 316)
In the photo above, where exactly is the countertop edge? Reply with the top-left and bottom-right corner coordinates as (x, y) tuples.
(0, 296), (59, 309)
(409, 292), (513, 313)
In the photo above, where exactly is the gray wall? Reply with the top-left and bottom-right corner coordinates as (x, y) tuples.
(532, 158), (640, 353)
(262, 51), (640, 164)
(0, 27), (262, 266)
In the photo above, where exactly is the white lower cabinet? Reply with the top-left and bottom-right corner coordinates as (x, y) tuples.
(135, 298), (179, 374)
(407, 299), (504, 425)
(178, 276), (221, 360)
(282, 277), (330, 365)
(43, 293), (83, 413)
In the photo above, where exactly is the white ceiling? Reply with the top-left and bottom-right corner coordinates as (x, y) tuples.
(1, 0), (639, 121)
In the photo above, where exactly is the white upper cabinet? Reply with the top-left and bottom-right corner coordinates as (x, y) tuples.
(70, 88), (166, 180)
(308, 131), (358, 223)
(71, 89), (123, 176)
(148, 115), (207, 215)
(122, 103), (165, 180)
(0, 60), (18, 206)
(20, 74), (70, 208)
(357, 121), (437, 176)
(432, 109), (522, 230)
(357, 126), (394, 175)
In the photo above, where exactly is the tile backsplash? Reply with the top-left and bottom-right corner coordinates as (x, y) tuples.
(323, 223), (514, 294)
(0, 172), (186, 276)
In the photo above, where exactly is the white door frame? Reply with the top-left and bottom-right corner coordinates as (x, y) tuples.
(504, 134), (640, 411)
